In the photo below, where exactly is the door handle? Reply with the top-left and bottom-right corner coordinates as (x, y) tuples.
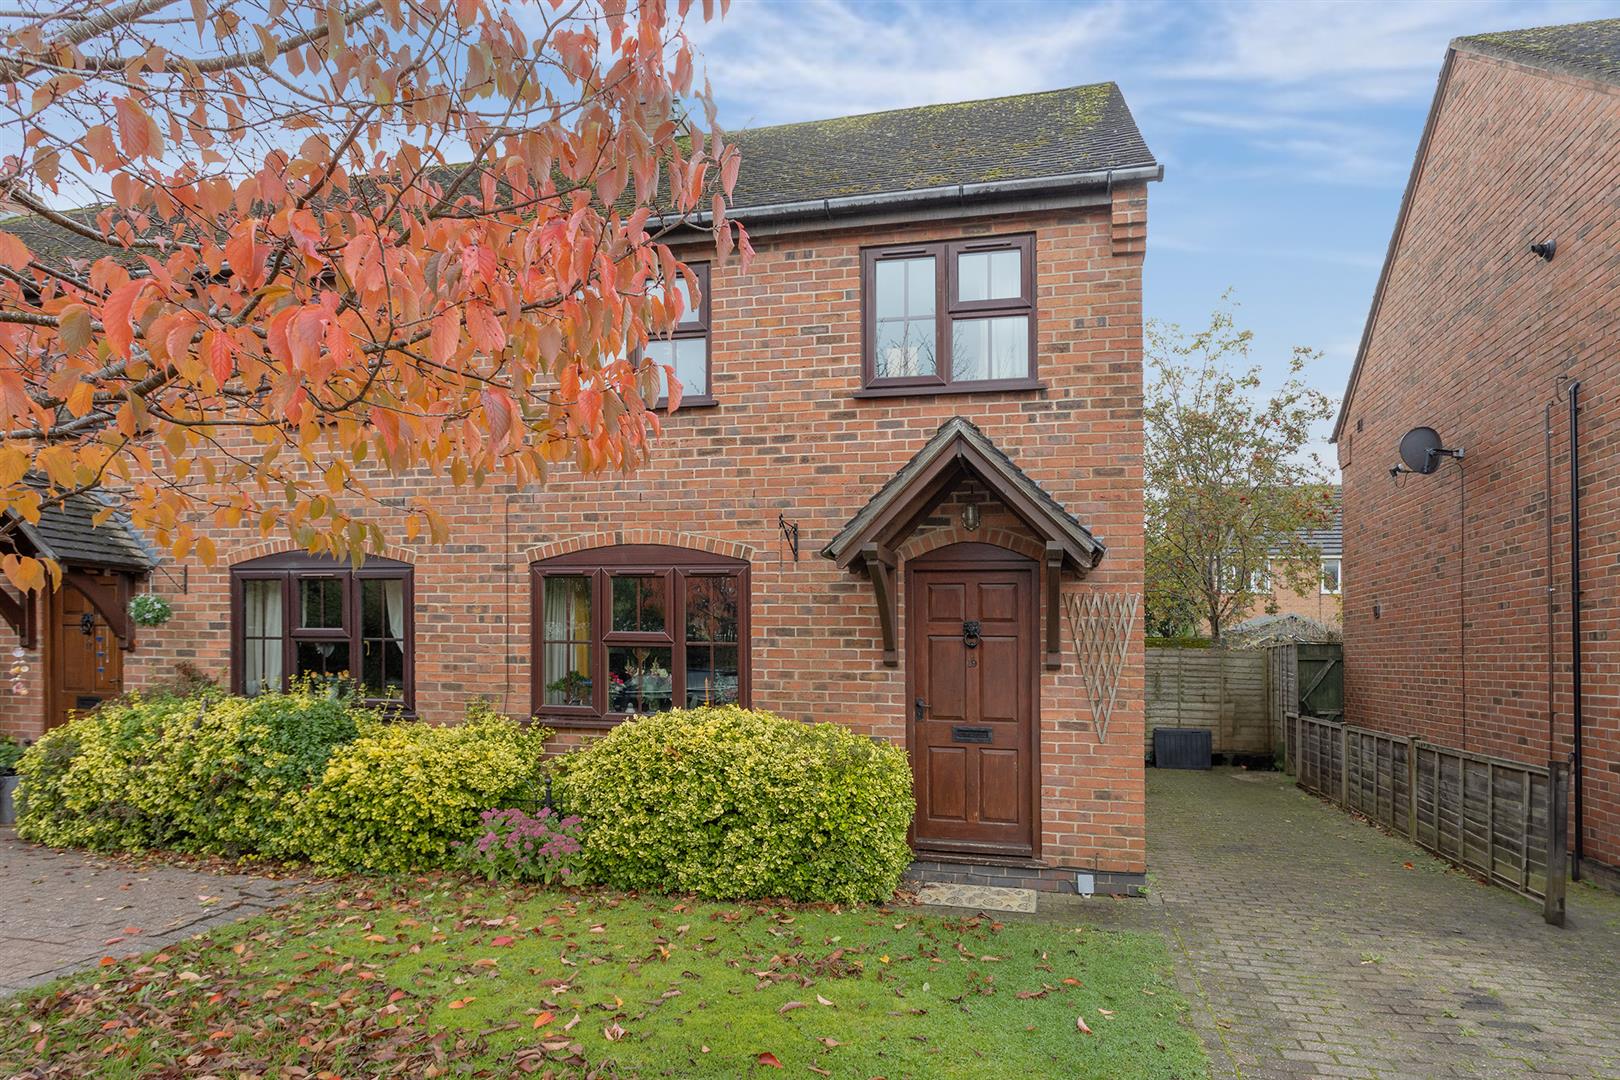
(914, 697), (928, 722)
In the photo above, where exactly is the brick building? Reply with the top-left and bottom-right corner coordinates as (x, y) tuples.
(0, 85), (1161, 893)
(1257, 494), (1341, 628)
(1335, 20), (1620, 886)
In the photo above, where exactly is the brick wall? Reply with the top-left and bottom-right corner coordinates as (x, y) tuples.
(1265, 563), (1340, 626)
(1338, 49), (1620, 873)
(0, 191), (1150, 878)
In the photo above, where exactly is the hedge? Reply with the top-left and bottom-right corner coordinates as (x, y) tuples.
(556, 706), (914, 904)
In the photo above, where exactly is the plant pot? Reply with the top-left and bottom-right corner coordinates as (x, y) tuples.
(0, 774), (18, 826)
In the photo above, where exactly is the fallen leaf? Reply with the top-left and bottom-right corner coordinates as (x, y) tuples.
(1098, 1008), (1115, 1017)
(492, 936), (516, 947)
(563, 1012), (581, 1032)
(448, 997), (476, 1010)
(819, 1037), (840, 1048)
(815, 995), (834, 1007)
(778, 1001), (807, 1014)
(1076, 1015), (1093, 1035)
(758, 1052), (783, 1068)
(604, 1022), (625, 1042)
(532, 1010), (555, 1029)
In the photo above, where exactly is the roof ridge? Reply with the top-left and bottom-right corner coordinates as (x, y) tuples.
(723, 82), (1121, 138)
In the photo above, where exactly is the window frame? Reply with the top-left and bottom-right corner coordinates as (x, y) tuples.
(860, 234), (1040, 395)
(638, 261), (716, 409)
(531, 544), (750, 727)
(229, 553), (415, 712)
(1320, 556), (1343, 596)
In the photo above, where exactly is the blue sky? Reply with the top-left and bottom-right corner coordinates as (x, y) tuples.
(690, 0), (1620, 469)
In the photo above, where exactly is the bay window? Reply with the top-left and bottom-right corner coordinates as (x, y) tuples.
(231, 552), (414, 710)
(532, 544), (749, 725)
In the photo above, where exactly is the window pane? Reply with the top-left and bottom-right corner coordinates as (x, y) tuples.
(544, 641), (593, 706)
(612, 575), (666, 633)
(362, 638), (405, 696)
(295, 640), (350, 680)
(242, 580), (283, 697)
(543, 575), (592, 640)
(686, 575), (739, 642)
(685, 644), (739, 707)
(875, 256), (935, 319)
(299, 577), (344, 629)
(650, 275), (697, 326)
(958, 248), (1022, 303)
(951, 315), (1029, 381)
(648, 338), (709, 399)
(1322, 558), (1342, 593)
(875, 317), (937, 379)
(361, 578), (405, 640)
(608, 646), (673, 715)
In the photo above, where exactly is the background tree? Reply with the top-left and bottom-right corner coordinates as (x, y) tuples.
(0, 0), (745, 592)
(1144, 300), (1336, 642)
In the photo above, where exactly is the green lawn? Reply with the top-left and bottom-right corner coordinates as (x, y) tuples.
(3, 881), (1208, 1079)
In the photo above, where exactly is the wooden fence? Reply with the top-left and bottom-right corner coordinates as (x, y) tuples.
(1145, 648), (1270, 755)
(1287, 712), (1569, 925)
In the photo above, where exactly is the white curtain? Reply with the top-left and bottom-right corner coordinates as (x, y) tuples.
(244, 580), (283, 695)
(382, 578), (405, 641)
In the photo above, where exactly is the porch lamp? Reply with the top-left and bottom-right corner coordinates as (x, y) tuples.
(961, 499), (982, 533)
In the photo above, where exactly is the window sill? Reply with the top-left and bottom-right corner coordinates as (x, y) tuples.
(661, 395), (719, 411)
(852, 379), (1047, 400)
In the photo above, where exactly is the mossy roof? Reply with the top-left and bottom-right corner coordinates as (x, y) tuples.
(0, 82), (1154, 261)
(1455, 18), (1620, 85)
(721, 82), (1154, 210)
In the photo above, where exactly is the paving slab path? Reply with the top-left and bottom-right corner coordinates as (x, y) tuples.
(0, 829), (318, 994)
(1150, 768), (1620, 1079)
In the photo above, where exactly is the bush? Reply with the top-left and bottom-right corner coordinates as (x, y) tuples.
(293, 701), (549, 874)
(15, 695), (189, 850)
(0, 733), (22, 775)
(15, 685), (365, 854)
(457, 807), (584, 885)
(147, 686), (366, 858)
(557, 706), (913, 904)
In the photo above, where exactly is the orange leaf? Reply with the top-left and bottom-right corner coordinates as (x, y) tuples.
(1076, 1015), (1093, 1035)
(490, 935), (515, 948)
(532, 1010), (555, 1029)
(0, 231), (29, 269)
(757, 1052), (782, 1068)
(100, 280), (149, 359)
(448, 997), (475, 1010)
(429, 307), (460, 363)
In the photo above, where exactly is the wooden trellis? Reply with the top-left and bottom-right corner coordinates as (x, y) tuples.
(1063, 590), (1139, 744)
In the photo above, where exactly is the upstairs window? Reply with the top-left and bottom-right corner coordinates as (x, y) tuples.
(639, 262), (713, 406)
(1321, 556), (1342, 595)
(862, 235), (1037, 394)
(231, 553), (414, 710)
(532, 544), (749, 726)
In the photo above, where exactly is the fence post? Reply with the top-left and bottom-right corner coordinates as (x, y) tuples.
(1339, 724), (1350, 807)
(1406, 736), (1418, 840)
(1544, 758), (1568, 926)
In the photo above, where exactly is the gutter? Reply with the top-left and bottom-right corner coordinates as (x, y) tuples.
(650, 162), (1164, 231)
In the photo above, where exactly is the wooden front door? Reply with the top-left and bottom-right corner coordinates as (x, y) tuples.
(907, 546), (1037, 856)
(47, 576), (124, 730)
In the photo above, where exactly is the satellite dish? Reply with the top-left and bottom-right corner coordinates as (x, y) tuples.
(1399, 427), (1445, 474)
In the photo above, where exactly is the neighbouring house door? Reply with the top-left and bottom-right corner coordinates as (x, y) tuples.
(907, 547), (1036, 856)
(47, 577), (124, 730)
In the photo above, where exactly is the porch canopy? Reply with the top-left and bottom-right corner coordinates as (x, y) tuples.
(821, 417), (1104, 668)
(1, 489), (155, 649)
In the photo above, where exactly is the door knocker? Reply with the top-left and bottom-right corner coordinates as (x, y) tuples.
(962, 620), (982, 649)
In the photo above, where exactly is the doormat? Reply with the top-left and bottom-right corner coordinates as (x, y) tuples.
(915, 882), (1038, 913)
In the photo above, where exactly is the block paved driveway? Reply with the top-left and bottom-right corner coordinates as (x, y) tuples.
(0, 829), (316, 994)
(1149, 768), (1620, 1079)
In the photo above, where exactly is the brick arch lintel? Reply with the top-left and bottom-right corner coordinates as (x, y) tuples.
(223, 537), (423, 566)
(897, 525), (1045, 564)
(523, 529), (756, 566)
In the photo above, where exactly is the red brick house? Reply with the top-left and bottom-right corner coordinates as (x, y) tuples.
(1335, 20), (1620, 888)
(0, 83), (1160, 894)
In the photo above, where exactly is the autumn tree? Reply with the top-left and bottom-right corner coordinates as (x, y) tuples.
(1144, 300), (1336, 642)
(0, 0), (746, 593)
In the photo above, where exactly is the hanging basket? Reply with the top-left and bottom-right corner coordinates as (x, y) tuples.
(128, 593), (174, 628)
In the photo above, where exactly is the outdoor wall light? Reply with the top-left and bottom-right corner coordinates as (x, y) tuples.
(961, 501), (982, 532)
(1530, 239), (1557, 261)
